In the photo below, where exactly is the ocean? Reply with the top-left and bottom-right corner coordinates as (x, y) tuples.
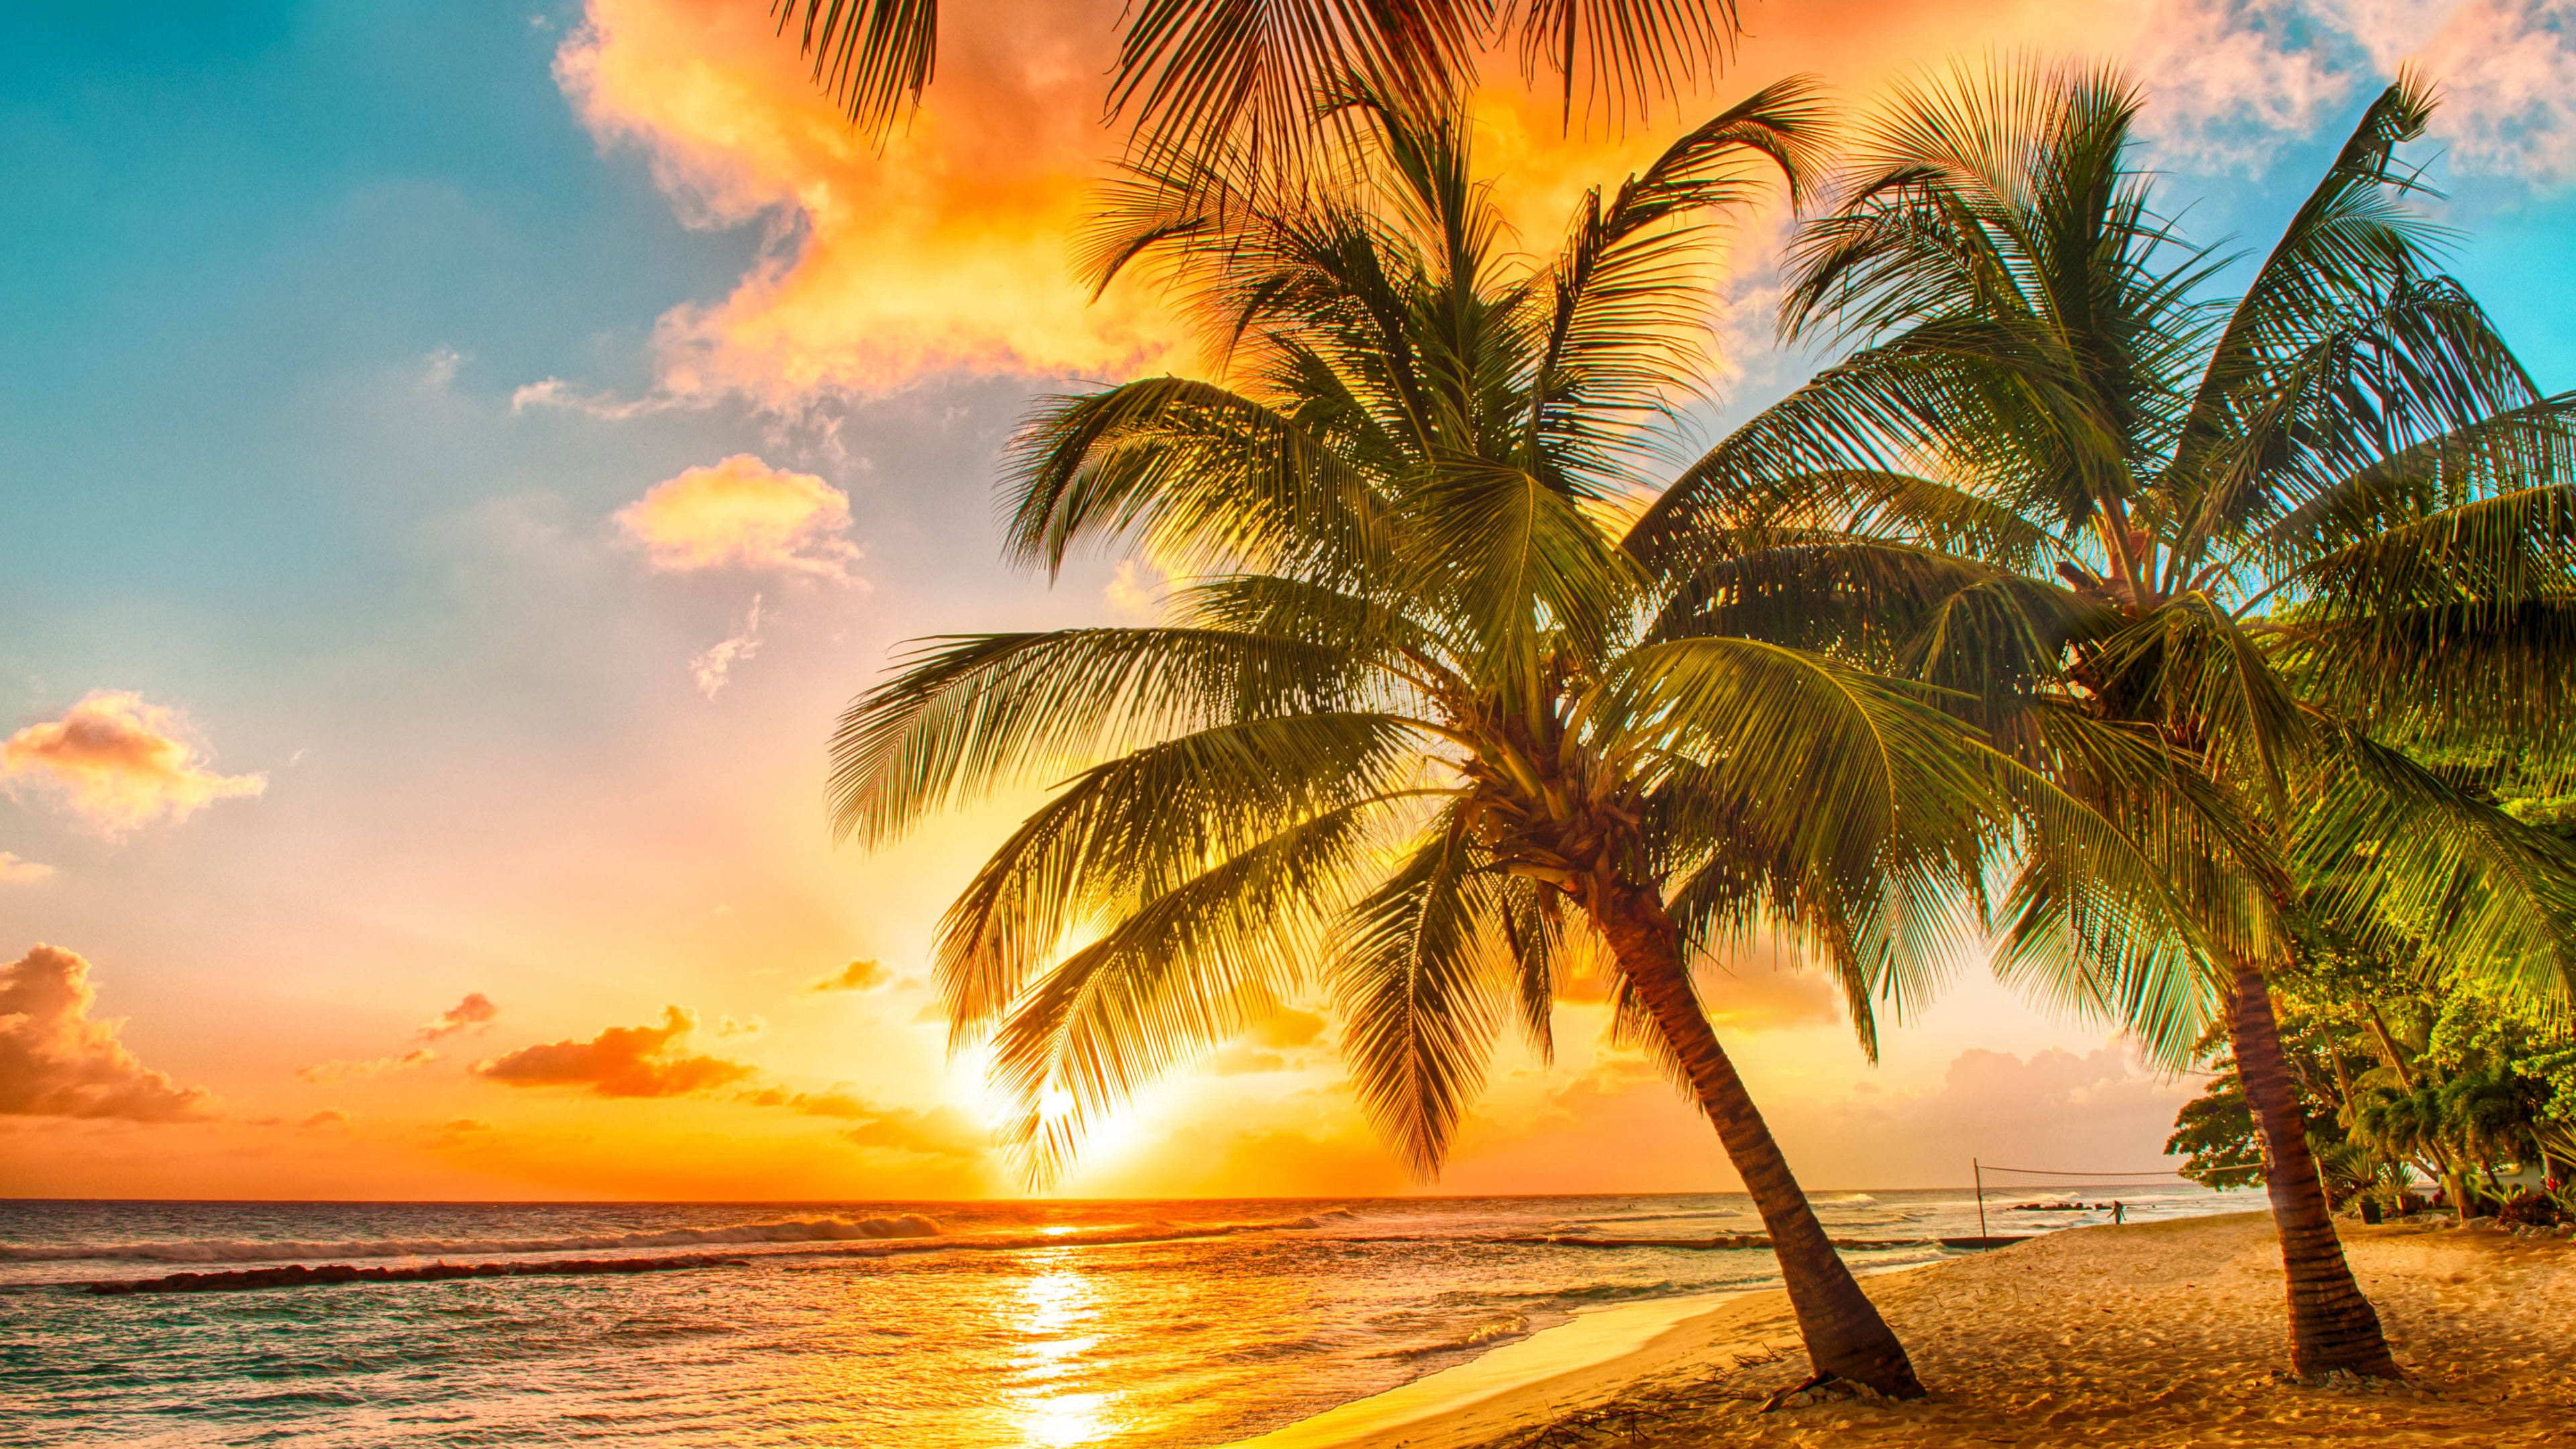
(1, 1186), (2250, 1447)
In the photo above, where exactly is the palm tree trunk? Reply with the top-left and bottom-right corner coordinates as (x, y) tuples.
(2224, 958), (2401, 1379)
(1590, 877), (1925, 1398)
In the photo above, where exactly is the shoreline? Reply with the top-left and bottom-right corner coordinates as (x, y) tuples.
(1221, 1290), (1758, 1449)
(1227, 1212), (2576, 1448)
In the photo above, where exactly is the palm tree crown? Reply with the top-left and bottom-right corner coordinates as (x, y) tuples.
(1636, 60), (2576, 1377)
(830, 79), (2215, 1394)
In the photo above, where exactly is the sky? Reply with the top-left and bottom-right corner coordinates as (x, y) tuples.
(3, 0), (2573, 1203)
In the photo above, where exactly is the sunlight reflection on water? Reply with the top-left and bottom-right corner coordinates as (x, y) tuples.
(1013, 1255), (1126, 1444)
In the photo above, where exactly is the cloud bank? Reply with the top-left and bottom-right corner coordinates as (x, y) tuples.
(0, 945), (211, 1121)
(474, 1006), (755, 1097)
(1, 692), (265, 837)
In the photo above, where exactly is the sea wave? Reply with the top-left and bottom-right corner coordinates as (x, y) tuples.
(1373, 1311), (1529, 1359)
(0, 1214), (941, 1267)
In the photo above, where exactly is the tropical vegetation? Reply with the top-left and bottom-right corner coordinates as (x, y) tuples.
(1629, 62), (2576, 1377)
(2167, 915), (2576, 1227)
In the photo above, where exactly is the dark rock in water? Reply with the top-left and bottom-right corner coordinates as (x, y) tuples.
(88, 1252), (753, 1296)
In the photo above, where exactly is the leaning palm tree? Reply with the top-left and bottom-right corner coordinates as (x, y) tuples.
(1633, 62), (2576, 1378)
(830, 82), (2204, 1396)
(767, 0), (1739, 154)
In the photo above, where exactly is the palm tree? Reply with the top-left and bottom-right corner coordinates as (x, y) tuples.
(1633, 62), (2576, 1378)
(765, 0), (1739, 154)
(828, 82), (2203, 1396)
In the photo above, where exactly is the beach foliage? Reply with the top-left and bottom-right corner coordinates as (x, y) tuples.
(1631, 59), (2576, 1375)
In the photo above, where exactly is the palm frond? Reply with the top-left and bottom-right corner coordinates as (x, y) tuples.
(829, 628), (1357, 847)
(1107, 0), (1485, 168)
(1329, 808), (1513, 1175)
(2167, 73), (2443, 538)
(771, 0), (938, 139)
(1533, 76), (1825, 460)
(1004, 376), (1391, 582)
(1602, 636), (2002, 890)
(989, 799), (1402, 1183)
(2293, 725), (2576, 1004)
(935, 711), (1439, 1032)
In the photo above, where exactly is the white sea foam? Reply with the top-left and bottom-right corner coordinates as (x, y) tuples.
(0, 1214), (941, 1266)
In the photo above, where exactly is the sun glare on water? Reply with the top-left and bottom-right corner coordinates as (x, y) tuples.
(1012, 1254), (1124, 1446)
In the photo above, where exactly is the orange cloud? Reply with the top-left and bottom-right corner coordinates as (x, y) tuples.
(555, 0), (1187, 406)
(0, 944), (212, 1121)
(419, 992), (499, 1041)
(474, 1006), (756, 1097)
(0, 853), (53, 885)
(617, 454), (861, 580)
(1, 691), (265, 837)
(806, 958), (892, 993)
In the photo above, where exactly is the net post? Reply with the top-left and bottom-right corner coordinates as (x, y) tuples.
(1974, 1157), (1987, 1240)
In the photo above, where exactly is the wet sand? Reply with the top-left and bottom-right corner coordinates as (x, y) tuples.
(1231, 1212), (2576, 1448)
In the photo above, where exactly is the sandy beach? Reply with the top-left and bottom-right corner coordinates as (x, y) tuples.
(1237, 1213), (2576, 1448)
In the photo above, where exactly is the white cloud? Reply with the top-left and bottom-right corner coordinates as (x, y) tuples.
(511, 376), (684, 420)
(1103, 560), (1166, 621)
(2129, 0), (2576, 185)
(423, 346), (467, 388)
(690, 593), (765, 699)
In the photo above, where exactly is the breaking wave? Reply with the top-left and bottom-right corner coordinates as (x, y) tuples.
(0, 1214), (941, 1267)
(1374, 1311), (1530, 1359)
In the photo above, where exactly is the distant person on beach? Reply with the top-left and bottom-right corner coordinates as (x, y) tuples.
(2112, 1201), (2126, 1226)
